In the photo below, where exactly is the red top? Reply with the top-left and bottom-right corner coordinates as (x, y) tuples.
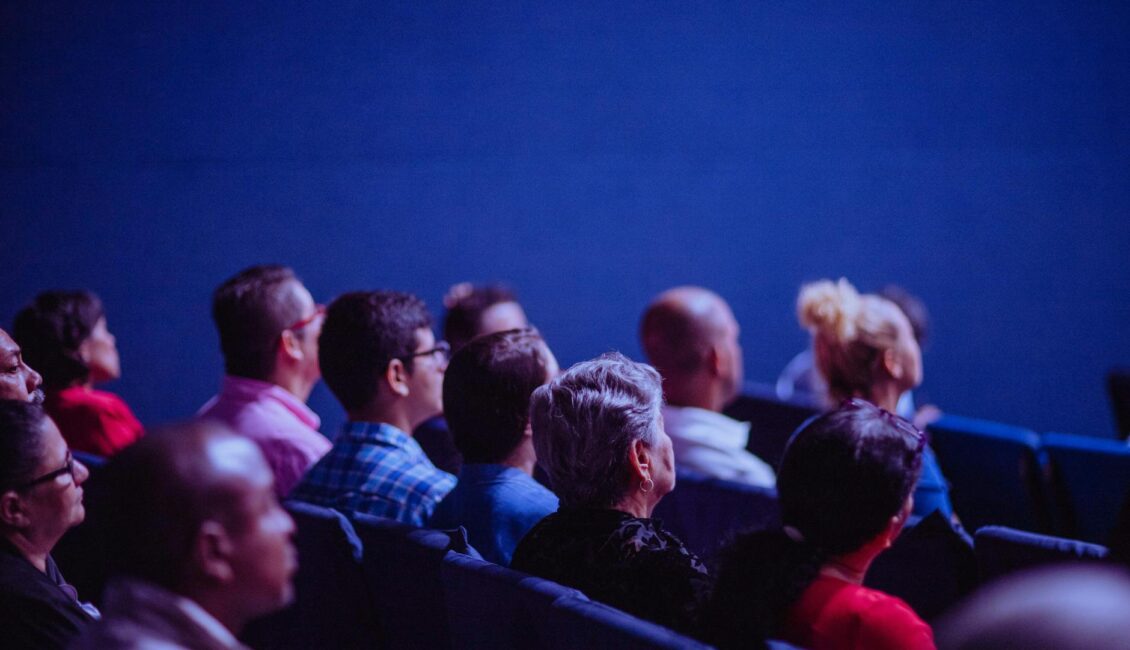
(782, 575), (936, 650)
(45, 386), (144, 457)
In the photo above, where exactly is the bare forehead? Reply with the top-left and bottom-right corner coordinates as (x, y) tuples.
(0, 329), (19, 358)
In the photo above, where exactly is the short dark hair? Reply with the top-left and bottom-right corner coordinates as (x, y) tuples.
(211, 265), (306, 380)
(12, 291), (105, 389)
(96, 420), (253, 590)
(319, 291), (432, 412)
(703, 399), (924, 647)
(442, 284), (518, 351)
(443, 328), (552, 464)
(0, 402), (48, 491)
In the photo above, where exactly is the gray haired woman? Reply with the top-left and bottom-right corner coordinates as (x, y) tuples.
(510, 352), (710, 635)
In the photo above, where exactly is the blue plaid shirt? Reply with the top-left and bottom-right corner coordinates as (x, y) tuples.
(289, 421), (457, 526)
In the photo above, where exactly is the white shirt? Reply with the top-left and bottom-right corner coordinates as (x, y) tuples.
(662, 405), (776, 488)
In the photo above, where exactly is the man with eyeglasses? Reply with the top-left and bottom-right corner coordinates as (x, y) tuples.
(198, 265), (332, 498)
(0, 401), (98, 649)
(290, 291), (456, 526)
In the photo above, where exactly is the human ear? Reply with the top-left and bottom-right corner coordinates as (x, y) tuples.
(882, 348), (903, 381)
(0, 492), (30, 528)
(627, 438), (652, 482)
(193, 521), (235, 583)
(386, 359), (410, 397)
(278, 330), (304, 363)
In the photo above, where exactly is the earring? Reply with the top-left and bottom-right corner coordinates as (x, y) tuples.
(640, 477), (654, 494)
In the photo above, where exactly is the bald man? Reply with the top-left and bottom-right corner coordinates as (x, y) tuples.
(73, 420), (296, 649)
(640, 287), (775, 487)
(0, 328), (44, 404)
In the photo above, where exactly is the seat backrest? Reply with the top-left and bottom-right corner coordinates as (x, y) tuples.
(652, 469), (779, 561)
(545, 594), (714, 650)
(353, 513), (455, 650)
(1108, 367), (1130, 439)
(441, 552), (584, 649)
(723, 382), (820, 471)
(866, 511), (978, 621)
(241, 501), (377, 649)
(974, 525), (1109, 584)
(1044, 432), (1130, 543)
(926, 415), (1049, 532)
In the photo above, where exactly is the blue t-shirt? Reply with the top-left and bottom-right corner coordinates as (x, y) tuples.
(913, 445), (953, 519)
(430, 463), (558, 565)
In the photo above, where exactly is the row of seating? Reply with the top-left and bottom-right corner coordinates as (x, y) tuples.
(724, 384), (1130, 544)
(242, 501), (723, 650)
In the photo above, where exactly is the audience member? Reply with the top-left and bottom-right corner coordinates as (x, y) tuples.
(511, 352), (710, 635)
(0, 327), (45, 404)
(290, 291), (456, 526)
(197, 265), (331, 498)
(416, 282), (530, 476)
(73, 420), (296, 649)
(13, 291), (142, 456)
(0, 401), (97, 649)
(640, 286), (775, 487)
(797, 278), (953, 519)
(935, 565), (1130, 650)
(779, 283), (938, 425)
(703, 399), (934, 650)
(429, 328), (559, 565)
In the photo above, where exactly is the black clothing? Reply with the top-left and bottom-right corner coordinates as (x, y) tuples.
(0, 538), (96, 649)
(511, 507), (710, 635)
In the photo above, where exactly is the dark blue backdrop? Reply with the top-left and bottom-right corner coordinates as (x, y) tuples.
(2, 1), (1127, 439)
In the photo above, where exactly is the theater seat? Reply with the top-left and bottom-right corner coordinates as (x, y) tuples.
(441, 552), (583, 649)
(545, 594), (713, 650)
(1044, 432), (1130, 543)
(241, 501), (378, 649)
(352, 513), (458, 649)
(974, 525), (1109, 583)
(1108, 367), (1130, 440)
(926, 415), (1049, 532)
(724, 382), (819, 471)
(652, 469), (779, 561)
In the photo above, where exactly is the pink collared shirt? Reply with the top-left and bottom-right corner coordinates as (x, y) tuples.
(197, 376), (331, 498)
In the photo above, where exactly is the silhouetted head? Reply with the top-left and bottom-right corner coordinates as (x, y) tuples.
(14, 290), (119, 389)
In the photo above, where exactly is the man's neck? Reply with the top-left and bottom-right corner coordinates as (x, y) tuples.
(347, 404), (413, 434)
(501, 438), (537, 476)
(265, 369), (313, 403)
(663, 375), (726, 413)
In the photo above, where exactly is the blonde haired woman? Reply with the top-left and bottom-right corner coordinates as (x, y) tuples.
(797, 278), (953, 519)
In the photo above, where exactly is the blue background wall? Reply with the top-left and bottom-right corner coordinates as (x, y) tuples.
(2, 1), (1127, 438)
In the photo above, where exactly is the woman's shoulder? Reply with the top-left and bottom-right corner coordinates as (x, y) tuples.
(812, 580), (935, 650)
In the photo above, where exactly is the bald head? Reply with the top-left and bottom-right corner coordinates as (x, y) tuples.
(640, 287), (744, 410)
(101, 421), (266, 586)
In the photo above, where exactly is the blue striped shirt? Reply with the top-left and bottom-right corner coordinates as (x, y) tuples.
(290, 421), (456, 526)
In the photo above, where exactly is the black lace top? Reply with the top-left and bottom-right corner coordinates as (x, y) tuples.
(510, 507), (711, 635)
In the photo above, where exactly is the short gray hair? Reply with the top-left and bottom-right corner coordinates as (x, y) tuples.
(529, 351), (664, 508)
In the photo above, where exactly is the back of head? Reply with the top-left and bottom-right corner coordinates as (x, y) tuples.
(936, 565), (1130, 650)
(318, 290), (432, 412)
(442, 283), (522, 352)
(0, 401), (47, 495)
(704, 399), (924, 647)
(639, 286), (722, 377)
(98, 420), (254, 590)
(13, 290), (104, 389)
(443, 328), (553, 464)
(211, 265), (304, 380)
(797, 278), (903, 402)
(529, 351), (663, 509)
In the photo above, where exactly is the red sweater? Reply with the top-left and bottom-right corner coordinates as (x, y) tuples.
(45, 386), (144, 457)
(782, 575), (936, 650)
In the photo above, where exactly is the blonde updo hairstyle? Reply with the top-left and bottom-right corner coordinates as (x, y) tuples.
(797, 278), (906, 403)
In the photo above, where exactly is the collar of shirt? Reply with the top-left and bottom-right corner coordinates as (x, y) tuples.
(100, 578), (248, 650)
(457, 463), (529, 484)
(661, 404), (751, 449)
(340, 421), (426, 457)
(212, 375), (320, 429)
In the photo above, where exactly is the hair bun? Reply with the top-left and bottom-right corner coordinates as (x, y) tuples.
(797, 278), (861, 342)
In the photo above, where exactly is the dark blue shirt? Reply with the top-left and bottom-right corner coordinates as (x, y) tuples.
(430, 463), (558, 565)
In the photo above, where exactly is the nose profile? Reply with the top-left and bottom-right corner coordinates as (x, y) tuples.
(73, 459), (90, 485)
(26, 365), (42, 393)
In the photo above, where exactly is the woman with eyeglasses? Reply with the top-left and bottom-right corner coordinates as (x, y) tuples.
(795, 278), (953, 520)
(702, 400), (935, 650)
(13, 291), (143, 457)
(0, 401), (98, 649)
